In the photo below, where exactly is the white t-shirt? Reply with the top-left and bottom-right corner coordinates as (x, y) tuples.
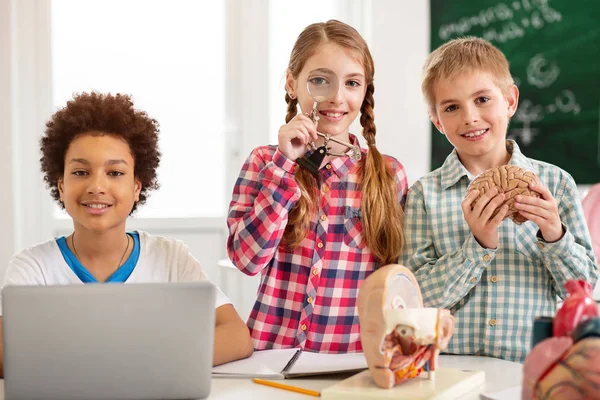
(0, 230), (230, 315)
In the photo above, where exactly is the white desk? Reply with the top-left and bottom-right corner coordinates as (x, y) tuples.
(210, 355), (522, 399)
(216, 355), (520, 399)
(0, 355), (521, 399)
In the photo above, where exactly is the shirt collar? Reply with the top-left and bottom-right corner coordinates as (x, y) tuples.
(440, 139), (536, 190)
(506, 139), (538, 174)
(439, 147), (474, 190)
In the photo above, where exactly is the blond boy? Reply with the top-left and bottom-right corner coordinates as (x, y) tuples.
(400, 37), (598, 362)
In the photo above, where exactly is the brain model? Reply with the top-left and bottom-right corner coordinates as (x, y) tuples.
(466, 165), (540, 224)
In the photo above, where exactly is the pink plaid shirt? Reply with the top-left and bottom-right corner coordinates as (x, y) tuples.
(227, 135), (408, 353)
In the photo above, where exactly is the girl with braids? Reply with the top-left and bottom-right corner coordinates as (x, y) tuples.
(227, 20), (408, 353)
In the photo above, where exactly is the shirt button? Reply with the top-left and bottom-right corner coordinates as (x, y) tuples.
(470, 277), (477, 283)
(322, 186), (330, 193)
(489, 319), (497, 326)
(320, 214), (327, 221)
(483, 254), (492, 262)
(325, 164), (332, 170)
(536, 242), (545, 249)
(307, 297), (313, 304)
(301, 324), (307, 331)
(312, 268), (319, 275)
(317, 242), (324, 249)
(490, 276), (498, 283)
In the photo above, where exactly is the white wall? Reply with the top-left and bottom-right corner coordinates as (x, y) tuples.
(370, 1), (431, 185)
(0, 0), (15, 278)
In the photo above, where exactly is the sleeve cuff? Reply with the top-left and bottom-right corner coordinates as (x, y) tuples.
(536, 225), (573, 257)
(272, 148), (297, 174)
(464, 234), (497, 265)
(461, 234), (496, 283)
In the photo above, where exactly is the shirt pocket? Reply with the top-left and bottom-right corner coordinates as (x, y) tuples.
(344, 206), (366, 249)
(513, 220), (542, 260)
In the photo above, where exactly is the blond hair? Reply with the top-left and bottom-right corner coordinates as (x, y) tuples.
(422, 36), (514, 112)
(282, 20), (404, 265)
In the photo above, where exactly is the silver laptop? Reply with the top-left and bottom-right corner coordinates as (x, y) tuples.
(2, 282), (215, 400)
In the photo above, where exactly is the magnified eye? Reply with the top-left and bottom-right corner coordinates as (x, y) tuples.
(309, 76), (329, 86)
(306, 68), (339, 104)
(395, 325), (415, 338)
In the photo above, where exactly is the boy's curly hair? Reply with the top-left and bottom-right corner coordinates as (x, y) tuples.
(40, 92), (161, 213)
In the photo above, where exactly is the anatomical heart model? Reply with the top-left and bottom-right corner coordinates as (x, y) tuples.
(522, 280), (600, 400)
(357, 264), (455, 389)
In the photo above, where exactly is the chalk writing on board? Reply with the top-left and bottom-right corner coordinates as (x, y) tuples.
(509, 90), (581, 144)
(509, 54), (580, 145)
(438, 0), (563, 43)
(526, 54), (559, 89)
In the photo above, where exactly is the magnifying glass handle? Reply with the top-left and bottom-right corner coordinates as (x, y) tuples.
(315, 133), (362, 161)
(309, 101), (320, 130)
(316, 132), (350, 149)
(305, 104), (362, 161)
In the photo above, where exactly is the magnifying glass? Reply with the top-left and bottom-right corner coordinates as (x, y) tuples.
(297, 68), (361, 178)
(306, 68), (338, 128)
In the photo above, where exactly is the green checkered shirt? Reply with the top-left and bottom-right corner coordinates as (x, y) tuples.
(400, 140), (598, 362)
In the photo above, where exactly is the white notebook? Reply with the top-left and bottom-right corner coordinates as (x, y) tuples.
(212, 348), (368, 379)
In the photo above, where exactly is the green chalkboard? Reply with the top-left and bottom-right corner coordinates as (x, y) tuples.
(430, 0), (600, 184)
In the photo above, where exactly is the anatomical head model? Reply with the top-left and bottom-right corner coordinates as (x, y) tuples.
(357, 264), (455, 389)
(522, 280), (600, 400)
